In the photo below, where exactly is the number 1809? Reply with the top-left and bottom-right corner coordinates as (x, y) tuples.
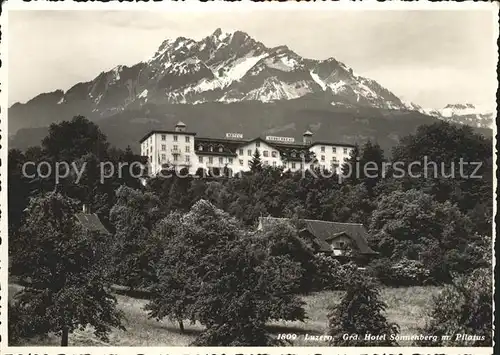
(277, 333), (298, 340)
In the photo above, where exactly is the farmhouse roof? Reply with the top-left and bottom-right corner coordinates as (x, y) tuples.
(259, 217), (377, 255)
(75, 213), (110, 235)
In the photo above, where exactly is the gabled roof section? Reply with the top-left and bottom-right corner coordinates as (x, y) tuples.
(75, 213), (110, 235)
(299, 228), (332, 253)
(259, 217), (377, 255)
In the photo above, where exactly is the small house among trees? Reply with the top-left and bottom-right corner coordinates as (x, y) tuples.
(258, 217), (378, 265)
(75, 205), (110, 235)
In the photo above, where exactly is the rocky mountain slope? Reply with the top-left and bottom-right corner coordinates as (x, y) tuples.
(8, 29), (493, 151)
(410, 103), (494, 129)
(9, 28), (416, 133)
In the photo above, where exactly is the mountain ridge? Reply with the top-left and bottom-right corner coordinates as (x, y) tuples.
(8, 28), (493, 151)
(9, 28), (415, 133)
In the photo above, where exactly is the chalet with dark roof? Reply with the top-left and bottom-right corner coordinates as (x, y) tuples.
(258, 217), (378, 265)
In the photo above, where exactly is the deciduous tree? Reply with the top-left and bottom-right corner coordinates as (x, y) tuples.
(328, 273), (399, 346)
(11, 191), (124, 346)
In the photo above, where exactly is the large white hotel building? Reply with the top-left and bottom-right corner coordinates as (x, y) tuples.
(140, 121), (355, 176)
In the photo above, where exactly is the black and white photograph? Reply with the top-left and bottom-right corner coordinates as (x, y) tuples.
(0, 2), (497, 351)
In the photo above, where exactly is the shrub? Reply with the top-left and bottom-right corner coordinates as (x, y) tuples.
(368, 258), (432, 286)
(369, 189), (478, 283)
(257, 218), (317, 293)
(8, 300), (52, 345)
(313, 255), (358, 291)
(416, 268), (492, 346)
(327, 272), (399, 346)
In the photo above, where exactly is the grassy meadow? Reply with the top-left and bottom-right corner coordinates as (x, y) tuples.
(9, 283), (443, 347)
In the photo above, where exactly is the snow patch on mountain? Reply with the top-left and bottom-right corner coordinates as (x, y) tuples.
(224, 52), (268, 83)
(310, 71), (327, 90)
(111, 66), (122, 83)
(242, 78), (313, 102)
(329, 80), (346, 94)
(265, 55), (301, 72)
(192, 77), (225, 92)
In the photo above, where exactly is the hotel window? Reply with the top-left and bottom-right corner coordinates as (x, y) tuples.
(256, 142), (260, 148)
(321, 146), (325, 152)
(161, 144), (166, 151)
(263, 150), (269, 157)
(239, 159), (244, 166)
(332, 147), (337, 153)
(247, 149), (252, 156)
(239, 149), (244, 155)
(173, 145), (178, 151)
(292, 162), (296, 169)
(219, 147), (223, 152)
(173, 155), (178, 162)
(198, 145), (203, 151)
(209, 157), (213, 164)
(199, 156), (203, 163)
(332, 157), (338, 162)
(161, 135), (166, 141)
(185, 136), (190, 143)
(300, 163), (304, 169)
(321, 155), (325, 161)
(272, 151), (277, 158)
(185, 156), (190, 163)
(185, 146), (190, 153)
(219, 157), (224, 164)
(173, 135), (178, 142)
(343, 148), (348, 154)
(272, 161), (276, 167)
(228, 157), (233, 164)
(161, 154), (166, 161)
(209, 146), (213, 152)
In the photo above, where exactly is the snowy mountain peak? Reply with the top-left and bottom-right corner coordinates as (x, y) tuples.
(209, 28), (235, 44)
(30, 28), (415, 111)
(444, 103), (476, 110)
(11, 28), (493, 133)
(440, 103), (491, 116)
(413, 103), (494, 129)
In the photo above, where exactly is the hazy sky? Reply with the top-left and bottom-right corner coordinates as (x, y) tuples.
(8, 9), (498, 109)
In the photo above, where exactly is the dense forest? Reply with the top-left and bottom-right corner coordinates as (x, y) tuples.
(8, 116), (493, 346)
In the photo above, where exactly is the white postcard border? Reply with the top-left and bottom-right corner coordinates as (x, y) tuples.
(0, 1), (497, 354)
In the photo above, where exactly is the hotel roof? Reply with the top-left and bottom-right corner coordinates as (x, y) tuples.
(139, 130), (197, 143)
(140, 130), (355, 149)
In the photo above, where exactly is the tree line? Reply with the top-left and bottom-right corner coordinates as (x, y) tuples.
(8, 115), (493, 346)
